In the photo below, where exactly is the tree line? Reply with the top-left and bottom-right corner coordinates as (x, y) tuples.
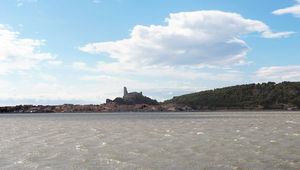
(164, 82), (300, 110)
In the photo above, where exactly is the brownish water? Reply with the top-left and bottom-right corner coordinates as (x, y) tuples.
(0, 112), (299, 169)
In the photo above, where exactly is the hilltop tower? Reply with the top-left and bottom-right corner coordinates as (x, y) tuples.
(106, 87), (158, 105)
(123, 87), (128, 97)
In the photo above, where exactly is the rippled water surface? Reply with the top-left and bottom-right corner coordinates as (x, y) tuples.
(0, 112), (300, 169)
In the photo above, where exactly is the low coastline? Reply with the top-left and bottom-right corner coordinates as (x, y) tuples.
(1, 103), (298, 114)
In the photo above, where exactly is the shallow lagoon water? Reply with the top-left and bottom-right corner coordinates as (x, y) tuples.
(0, 112), (299, 169)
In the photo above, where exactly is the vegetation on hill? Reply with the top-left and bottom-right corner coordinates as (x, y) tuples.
(164, 82), (300, 110)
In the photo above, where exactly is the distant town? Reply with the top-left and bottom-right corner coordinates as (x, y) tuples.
(0, 87), (192, 113)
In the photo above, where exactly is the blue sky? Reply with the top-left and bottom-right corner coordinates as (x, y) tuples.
(0, 0), (299, 105)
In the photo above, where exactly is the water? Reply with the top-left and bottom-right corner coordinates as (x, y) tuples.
(0, 112), (299, 169)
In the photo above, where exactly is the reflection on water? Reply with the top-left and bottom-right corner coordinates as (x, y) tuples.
(0, 112), (299, 169)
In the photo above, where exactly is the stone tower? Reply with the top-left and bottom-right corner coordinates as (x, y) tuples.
(123, 87), (128, 96)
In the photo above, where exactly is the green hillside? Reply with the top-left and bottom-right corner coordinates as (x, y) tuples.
(164, 82), (300, 110)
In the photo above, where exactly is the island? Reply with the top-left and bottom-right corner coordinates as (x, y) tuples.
(0, 81), (299, 113)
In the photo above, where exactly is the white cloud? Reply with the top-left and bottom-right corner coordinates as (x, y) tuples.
(262, 31), (295, 38)
(73, 11), (295, 103)
(74, 61), (244, 82)
(48, 60), (62, 66)
(39, 73), (57, 82)
(72, 62), (91, 70)
(0, 79), (101, 105)
(80, 10), (293, 68)
(273, 0), (300, 18)
(0, 24), (55, 74)
(76, 10), (290, 97)
(256, 66), (300, 82)
(34, 83), (61, 91)
(82, 75), (119, 81)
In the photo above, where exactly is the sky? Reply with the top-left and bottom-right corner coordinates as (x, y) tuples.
(0, 0), (299, 105)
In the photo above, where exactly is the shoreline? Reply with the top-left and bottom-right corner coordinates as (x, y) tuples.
(0, 109), (300, 115)
(1, 104), (299, 114)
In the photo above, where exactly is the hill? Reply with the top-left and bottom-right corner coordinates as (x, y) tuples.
(106, 87), (159, 105)
(164, 82), (300, 110)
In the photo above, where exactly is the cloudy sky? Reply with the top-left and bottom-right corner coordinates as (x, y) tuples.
(0, 0), (299, 105)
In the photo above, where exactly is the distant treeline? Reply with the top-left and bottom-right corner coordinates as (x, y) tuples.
(164, 82), (300, 110)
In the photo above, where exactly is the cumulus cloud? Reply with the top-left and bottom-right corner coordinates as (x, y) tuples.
(273, 0), (300, 18)
(0, 24), (55, 74)
(80, 10), (293, 67)
(75, 11), (295, 103)
(256, 66), (300, 82)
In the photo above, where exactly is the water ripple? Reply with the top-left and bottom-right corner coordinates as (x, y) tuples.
(0, 112), (299, 169)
